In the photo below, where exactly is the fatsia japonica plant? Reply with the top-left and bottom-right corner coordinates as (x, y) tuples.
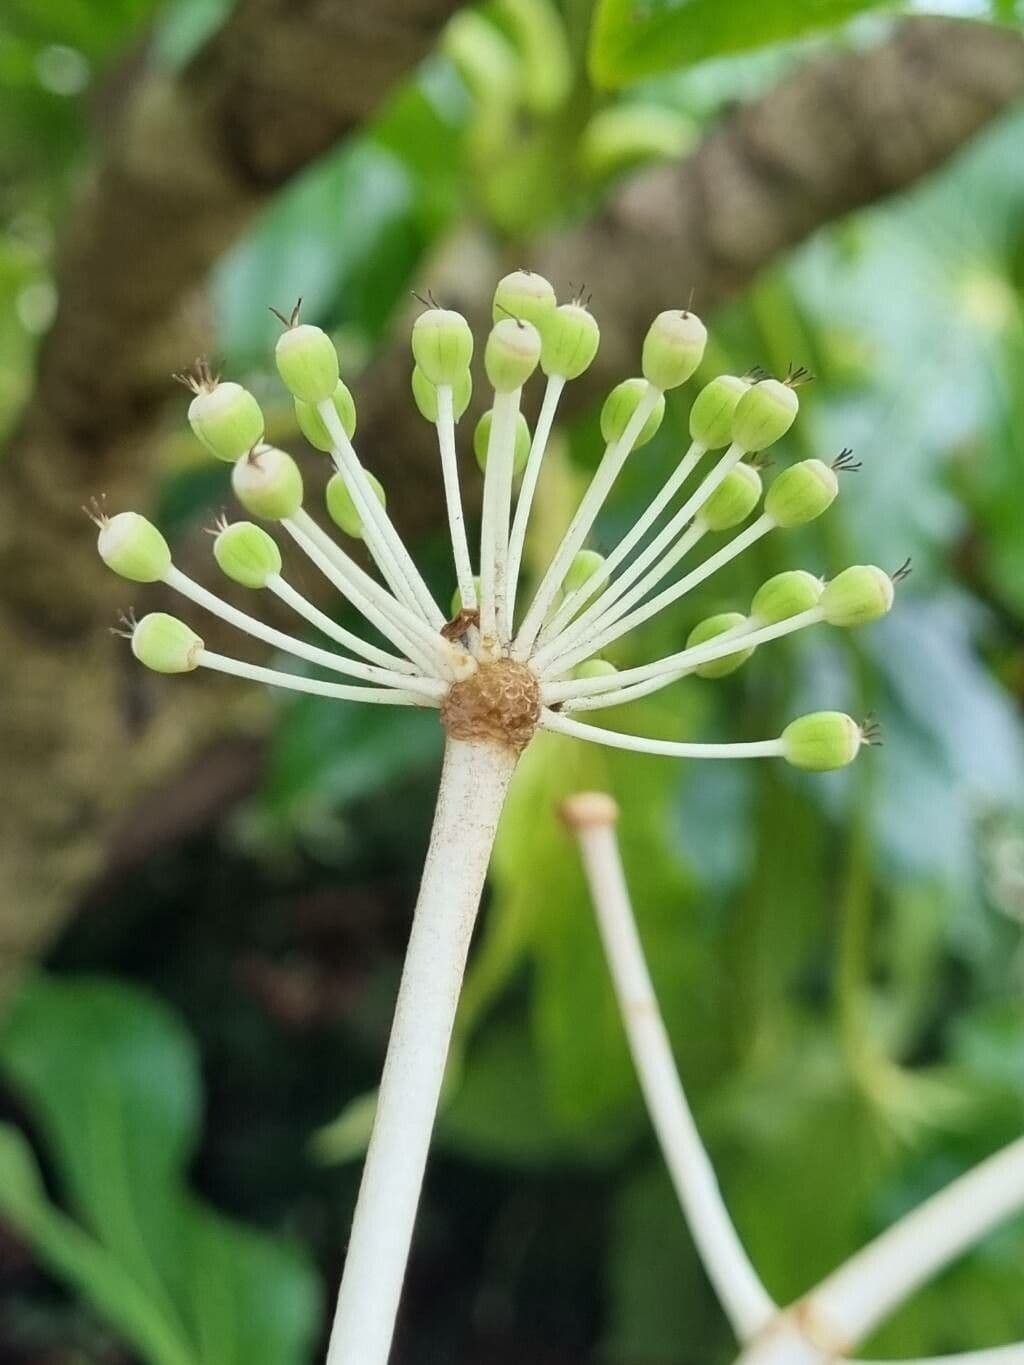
(94, 271), (912, 1365)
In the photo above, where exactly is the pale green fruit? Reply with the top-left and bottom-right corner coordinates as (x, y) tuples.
(326, 471), (386, 540)
(782, 711), (862, 772)
(687, 611), (755, 678)
(275, 324), (340, 404)
(97, 512), (170, 583)
(231, 446), (304, 521)
(131, 612), (203, 674)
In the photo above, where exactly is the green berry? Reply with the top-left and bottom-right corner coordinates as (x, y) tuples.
(188, 381), (265, 463)
(411, 365), (472, 423)
(275, 324), (340, 404)
(641, 309), (707, 391)
(687, 611), (755, 678)
(326, 470), (386, 539)
(492, 270), (557, 330)
(689, 375), (749, 450)
(294, 381), (357, 452)
(750, 570), (823, 625)
(574, 658), (618, 680)
(131, 612), (203, 674)
(451, 577), (481, 616)
(231, 446), (304, 521)
(765, 459), (838, 528)
(411, 308), (474, 387)
(732, 378), (799, 452)
(700, 463), (762, 532)
(600, 378), (665, 448)
(96, 511), (171, 583)
(781, 711), (862, 772)
(541, 303), (600, 380)
(474, 409), (531, 477)
(564, 549), (606, 596)
(213, 521), (282, 589)
(821, 565), (895, 627)
(485, 317), (542, 392)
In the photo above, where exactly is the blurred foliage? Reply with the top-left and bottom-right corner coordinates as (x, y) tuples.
(3, 0), (1024, 1362)
(587, 0), (888, 87)
(0, 979), (319, 1365)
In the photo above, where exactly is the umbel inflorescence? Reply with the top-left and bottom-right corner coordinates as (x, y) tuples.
(94, 271), (903, 770)
(92, 272), (910, 1365)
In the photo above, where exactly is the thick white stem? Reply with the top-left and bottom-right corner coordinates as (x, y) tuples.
(506, 375), (564, 632)
(478, 389), (521, 651)
(513, 384), (662, 659)
(541, 709), (784, 760)
(434, 385), (476, 612)
(799, 1136), (1024, 1351)
(568, 808), (776, 1341)
(318, 398), (444, 628)
(540, 439), (706, 645)
(325, 738), (518, 1365)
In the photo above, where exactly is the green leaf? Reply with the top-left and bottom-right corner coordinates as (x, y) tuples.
(309, 1088), (380, 1165)
(1, 976), (199, 1311)
(588, 0), (889, 89)
(439, 1017), (579, 1167)
(0, 977), (320, 1365)
(0, 1124), (198, 1365)
(604, 1163), (710, 1363)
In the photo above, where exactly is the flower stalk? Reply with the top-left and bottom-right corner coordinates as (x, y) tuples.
(561, 793), (776, 1341)
(95, 275), (908, 1364)
(325, 738), (518, 1365)
(567, 795), (1024, 1365)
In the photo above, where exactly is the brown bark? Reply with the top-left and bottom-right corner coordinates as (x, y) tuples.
(358, 17), (1024, 532)
(0, 0), (463, 999)
(2, 14), (1022, 999)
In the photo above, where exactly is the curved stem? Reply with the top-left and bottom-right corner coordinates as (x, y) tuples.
(800, 1137), (1024, 1350)
(542, 515), (775, 677)
(267, 574), (415, 673)
(565, 800), (776, 1341)
(534, 441), (745, 667)
(539, 521), (707, 670)
(283, 512), (451, 676)
(196, 650), (433, 705)
(325, 738), (518, 1365)
(163, 566), (440, 695)
(541, 709), (784, 760)
(542, 606), (823, 706)
(562, 621), (756, 712)
(317, 398), (444, 628)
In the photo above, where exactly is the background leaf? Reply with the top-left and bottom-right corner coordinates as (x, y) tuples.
(588, 0), (890, 88)
(0, 977), (320, 1365)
